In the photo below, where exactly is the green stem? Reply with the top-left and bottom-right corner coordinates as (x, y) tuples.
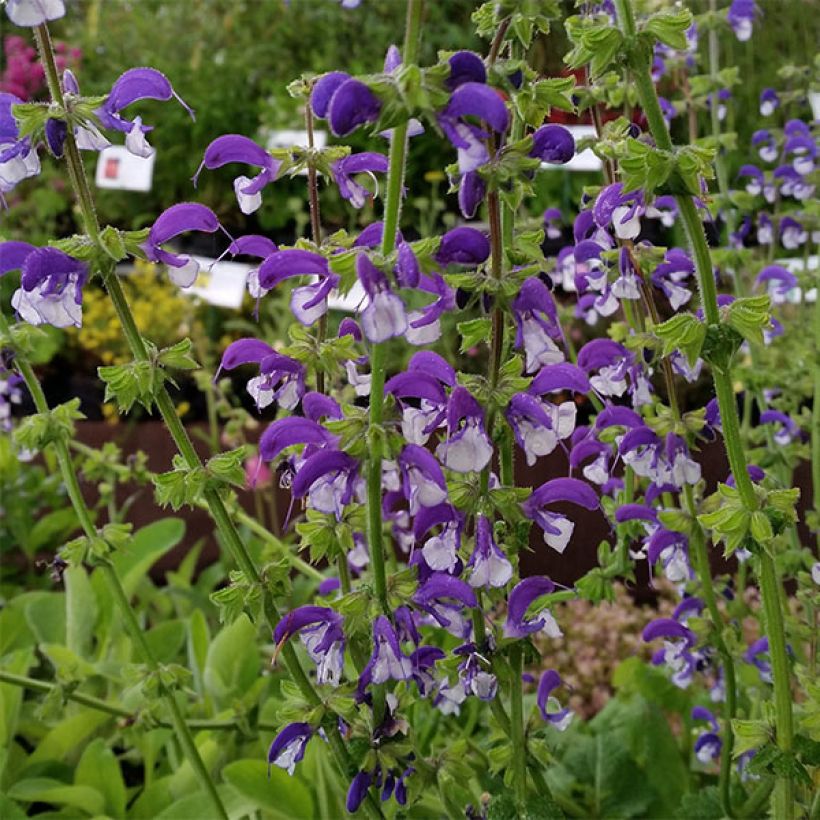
(1, 670), (271, 732)
(613, 3), (794, 814)
(35, 25), (378, 814)
(365, 0), (425, 616)
(509, 645), (527, 806)
(102, 562), (228, 820)
(813, 269), (820, 548)
(2, 314), (227, 820)
(228, 506), (325, 582)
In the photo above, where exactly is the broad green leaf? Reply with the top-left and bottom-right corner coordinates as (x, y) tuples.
(7, 779), (105, 815)
(154, 786), (251, 820)
(0, 794), (27, 820)
(26, 508), (80, 557)
(144, 620), (187, 664)
(222, 759), (314, 818)
(0, 649), (35, 748)
(203, 614), (260, 703)
(112, 518), (185, 597)
(75, 738), (126, 818)
(24, 594), (66, 645)
(65, 565), (97, 658)
(29, 710), (111, 764)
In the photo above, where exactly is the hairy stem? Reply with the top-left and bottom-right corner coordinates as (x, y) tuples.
(366, 0), (425, 615)
(612, 2), (794, 814)
(509, 645), (528, 806)
(2, 313), (227, 820)
(35, 25), (379, 814)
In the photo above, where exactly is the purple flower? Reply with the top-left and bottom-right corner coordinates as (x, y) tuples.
(522, 478), (599, 553)
(217, 339), (305, 411)
(310, 71), (351, 118)
(446, 51), (487, 91)
(737, 164), (764, 196)
(414, 503), (464, 573)
(744, 637), (772, 683)
(414, 573), (477, 639)
(593, 183), (644, 240)
(752, 129), (777, 163)
(386, 370), (447, 445)
(759, 88), (779, 116)
(512, 278), (564, 373)
(457, 645), (498, 700)
(578, 339), (633, 398)
(646, 195), (677, 227)
(268, 722), (313, 776)
(537, 670), (573, 731)
(529, 125), (575, 164)
(648, 529), (691, 583)
(727, 0), (759, 41)
(506, 392), (575, 466)
(458, 171), (485, 219)
(398, 444), (448, 515)
(259, 416), (337, 462)
(328, 79), (382, 137)
(358, 616), (413, 694)
(346, 771), (372, 813)
(436, 387), (493, 473)
(780, 216), (807, 249)
(435, 226), (490, 266)
(652, 248), (694, 310)
(293, 449), (359, 520)
(784, 133), (816, 175)
(331, 151), (389, 209)
(755, 265), (797, 304)
(194, 134), (281, 214)
(5, 0), (65, 27)
(4, 245), (88, 328)
(0, 93), (40, 194)
(258, 249), (340, 326)
(97, 68), (194, 158)
(467, 516), (512, 588)
(760, 410), (800, 446)
(569, 438), (611, 486)
(504, 576), (561, 639)
(356, 253), (408, 343)
(643, 617), (698, 688)
(692, 707), (722, 764)
(228, 234), (279, 304)
(142, 203), (222, 287)
(543, 208), (563, 240)
(274, 606), (346, 686)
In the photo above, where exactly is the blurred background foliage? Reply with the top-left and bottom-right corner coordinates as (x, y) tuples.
(2, 0), (815, 244)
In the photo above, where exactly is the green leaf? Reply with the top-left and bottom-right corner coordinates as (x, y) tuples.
(145, 620), (188, 664)
(0, 795), (27, 820)
(731, 719), (771, 757)
(110, 517), (185, 597)
(457, 317), (492, 352)
(674, 786), (723, 819)
(24, 594), (66, 645)
(206, 447), (248, 486)
(98, 225), (129, 261)
(204, 614), (260, 703)
(222, 759), (314, 818)
(653, 313), (706, 366)
(29, 710), (111, 764)
(157, 338), (200, 370)
(618, 138), (674, 194)
(645, 8), (694, 50)
(7, 779), (105, 815)
(65, 565), (97, 658)
(75, 738), (126, 818)
(725, 295), (771, 346)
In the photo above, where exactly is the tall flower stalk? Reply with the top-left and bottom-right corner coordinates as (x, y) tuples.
(366, 0), (425, 616)
(32, 22), (381, 818)
(612, 1), (795, 815)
